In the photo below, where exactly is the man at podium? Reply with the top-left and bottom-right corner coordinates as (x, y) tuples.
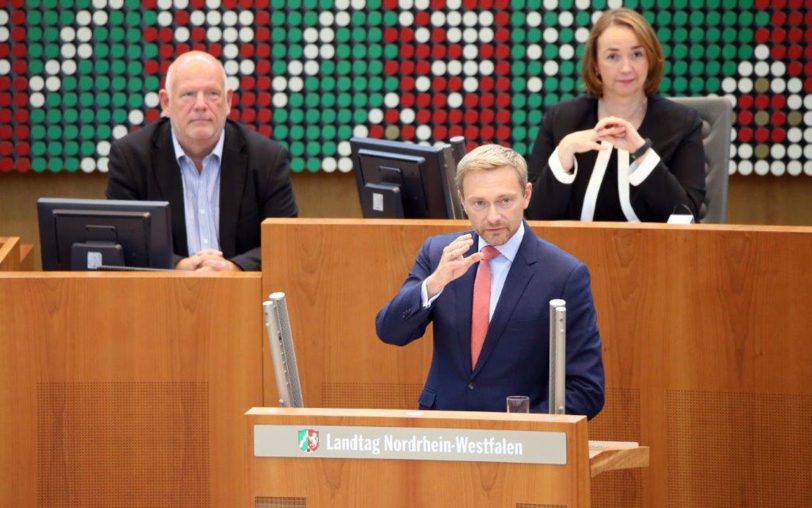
(376, 144), (605, 418)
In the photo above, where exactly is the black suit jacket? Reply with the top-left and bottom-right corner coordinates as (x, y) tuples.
(526, 95), (706, 221)
(105, 118), (298, 270)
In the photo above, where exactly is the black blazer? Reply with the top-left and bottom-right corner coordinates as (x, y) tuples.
(526, 95), (706, 222)
(105, 118), (298, 270)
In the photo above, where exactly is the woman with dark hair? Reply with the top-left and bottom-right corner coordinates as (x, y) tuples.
(526, 8), (706, 222)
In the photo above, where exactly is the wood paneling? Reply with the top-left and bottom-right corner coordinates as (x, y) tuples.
(261, 219), (812, 508)
(0, 273), (264, 507)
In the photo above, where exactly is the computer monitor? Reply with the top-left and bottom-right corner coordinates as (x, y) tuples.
(350, 137), (464, 219)
(37, 197), (174, 270)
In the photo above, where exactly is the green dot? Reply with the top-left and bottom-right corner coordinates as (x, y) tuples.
(543, 45), (558, 59)
(63, 109), (79, 123)
(528, 95), (543, 108)
(738, 45), (753, 59)
(512, 94), (526, 109)
(290, 142), (304, 156)
(64, 158), (80, 172)
(338, 126), (352, 140)
(383, 11), (397, 25)
(561, 78), (576, 92)
(306, 158), (320, 173)
(64, 141), (79, 156)
(322, 142), (337, 156)
(673, 61), (687, 75)
(303, 11), (317, 25)
(305, 93), (320, 108)
(337, 78), (351, 92)
(97, 109), (111, 124)
(274, 125), (288, 138)
(352, 44), (366, 60)
(689, 61), (704, 75)
(110, 27), (125, 43)
(526, 30), (541, 44)
(32, 141), (47, 156)
(81, 141), (95, 155)
(290, 108), (304, 124)
(754, 11), (769, 25)
(95, 60), (110, 74)
(321, 109), (335, 123)
(544, 77), (559, 92)
(287, 11), (302, 24)
(126, 11), (141, 25)
(113, 110), (127, 123)
(689, 44), (704, 59)
(368, 28), (382, 43)
(111, 93), (126, 108)
(513, 110), (527, 124)
(80, 109), (95, 123)
(384, 45), (398, 59)
(337, 109), (351, 123)
(289, 94), (304, 107)
(290, 158), (304, 172)
(46, 94), (61, 107)
(47, 125), (63, 140)
(44, 44), (59, 58)
(143, 45), (158, 58)
(97, 125), (111, 139)
(144, 77), (159, 90)
(722, 61), (736, 75)
(575, 11), (590, 25)
(511, 13), (525, 28)
(673, 77), (688, 92)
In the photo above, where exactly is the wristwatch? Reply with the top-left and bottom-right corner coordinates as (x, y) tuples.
(630, 138), (652, 160)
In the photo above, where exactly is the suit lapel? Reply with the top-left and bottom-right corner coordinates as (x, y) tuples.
(218, 122), (248, 257)
(152, 121), (188, 256)
(473, 226), (539, 375)
(453, 235), (479, 375)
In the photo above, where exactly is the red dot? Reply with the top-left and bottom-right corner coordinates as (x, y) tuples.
(433, 110), (447, 123)
(496, 126), (511, 140)
(0, 93), (10, 107)
(384, 28), (399, 43)
(804, 62), (812, 77)
(15, 125), (28, 138)
(176, 43), (190, 55)
(400, 28), (415, 43)
(257, 77), (271, 91)
(495, 12), (510, 26)
(415, 60), (430, 74)
(496, 94), (510, 108)
(208, 43), (222, 58)
(15, 108), (28, 123)
(12, 77), (26, 91)
(401, 125), (415, 140)
(788, 28), (803, 42)
(400, 93), (415, 108)
(416, 94), (431, 108)
(0, 125), (10, 138)
(448, 77), (463, 91)
(402, 76), (415, 91)
(0, 45), (7, 58)
(144, 27), (158, 42)
(11, 27), (25, 41)
(241, 92), (256, 107)
(463, 0), (478, 8)
(480, 0), (493, 8)
(400, 45), (415, 59)
(239, 0), (253, 8)
(463, 94), (478, 108)
(495, 44), (510, 59)
(256, 60), (270, 75)
(190, 27), (205, 42)
(480, 77), (494, 91)
(258, 125), (272, 137)
(432, 94), (447, 108)
(788, 11), (803, 26)
(771, 11), (786, 25)
(159, 46), (174, 60)
(771, 28), (786, 43)
(416, 45), (431, 59)
(789, 0), (802, 7)
(449, 125), (464, 137)
(13, 92), (27, 107)
(0, 77), (9, 91)
(256, 11), (269, 24)
(432, 77), (447, 92)
(737, 128), (753, 143)
(228, 110), (240, 122)
(243, 109), (257, 123)
(449, 110), (464, 124)
(770, 111), (786, 126)
(481, 110), (495, 123)
(496, 110), (510, 124)
(788, 45), (803, 59)
(384, 61), (399, 75)
(16, 158), (30, 172)
(11, 44), (25, 58)
(754, 94), (769, 109)
(174, 10), (189, 24)
(771, 95), (786, 109)
(0, 159), (12, 172)
(415, 11), (430, 26)
(495, 30), (510, 44)
(0, 110), (10, 123)
(496, 78), (510, 92)
(464, 110), (478, 123)
(738, 94), (753, 109)
(257, 92), (271, 106)
(771, 129), (786, 143)
(480, 45), (494, 59)
(142, 0), (157, 7)
(787, 61), (802, 76)
(370, 125), (384, 138)
(431, 28), (446, 43)
(385, 109), (399, 123)
(240, 44), (254, 58)
(0, 142), (12, 156)
(806, 11), (812, 24)
(754, 28), (770, 44)
(416, 110), (431, 124)
(754, 128), (769, 143)
(16, 142), (29, 156)
(431, 0), (445, 8)
(480, 94), (495, 108)
(146, 109), (161, 123)
(771, 46), (786, 59)
(447, 44), (462, 59)
(431, 45), (446, 59)
(480, 126), (494, 140)
(433, 125), (448, 140)
(464, 126), (479, 140)
(495, 61), (510, 75)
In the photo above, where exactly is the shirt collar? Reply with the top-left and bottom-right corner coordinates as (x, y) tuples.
(170, 128), (225, 166)
(477, 221), (525, 262)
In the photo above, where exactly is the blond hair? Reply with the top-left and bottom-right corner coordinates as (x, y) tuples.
(454, 144), (528, 193)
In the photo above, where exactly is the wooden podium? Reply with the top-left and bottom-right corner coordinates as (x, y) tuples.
(245, 407), (648, 508)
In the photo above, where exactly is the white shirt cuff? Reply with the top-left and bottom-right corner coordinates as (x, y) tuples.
(549, 148), (577, 184)
(421, 279), (442, 308)
(628, 149), (661, 186)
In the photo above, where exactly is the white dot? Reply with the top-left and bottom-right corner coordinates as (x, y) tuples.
(206, 10), (221, 25)
(75, 10), (92, 26)
(787, 128), (802, 143)
(754, 44), (769, 60)
(431, 60), (446, 76)
(805, 95), (812, 110)
(338, 141), (351, 156)
(97, 157), (109, 173)
(272, 93), (288, 107)
(415, 27), (431, 43)
(320, 44), (335, 59)
(81, 157), (96, 173)
(145, 92), (160, 107)
(0, 11), (7, 25)
(479, 60), (494, 76)
(175, 27), (190, 42)
(528, 77), (543, 93)
(288, 77), (303, 92)
(770, 161), (785, 176)
(446, 0), (461, 7)
(448, 93), (462, 108)
(804, 128), (812, 143)
(272, 76), (287, 91)
(239, 10), (253, 25)
(446, 11), (461, 27)
(226, 76), (240, 91)
(46, 74), (62, 91)
(804, 144), (812, 159)
(737, 78), (753, 93)
(320, 28), (335, 43)
(222, 11), (238, 26)
(239, 28), (254, 43)
(591, 11), (603, 24)
(787, 78), (802, 93)
(544, 28), (558, 44)
(398, 0), (413, 7)
(335, 12), (350, 26)
(173, 0), (189, 8)
(787, 94), (801, 109)
(463, 61), (478, 76)
(29, 76), (45, 91)
(559, 11), (574, 27)
(401, 109), (415, 124)
(770, 61), (786, 76)
(463, 28), (478, 43)
(526, 12), (542, 27)
(399, 11), (414, 26)
(737, 61), (753, 76)
(113, 124), (129, 138)
(304, 61), (319, 75)
(527, 44), (542, 60)
(157, 11), (173, 27)
(224, 60), (239, 76)
(353, 125), (369, 137)
(463, 77), (478, 92)
(576, 0), (590, 7)
(479, 28), (494, 43)
(559, 44), (575, 60)
(544, 0), (559, 8)
(770, 79), (786, 94)
(189, 10), (205, 25)
(806, 161), (812, 176)
(787, 161), (802, 176)
(319, 11), (334, 26)
(415, 76), (431, 91)
(607, 0), (623, 8)
(728, 160), (736, 175)
(303, 28), (319, 43)
(207, 26), (222, 42)
(351, 0), (366, 8)
(338, 157), (353, 173)
(575, 27), (590, 43)
(721, 77), (737, 93)
(787, 144), (801, 159)
(544, 60), (559, 76)
(463, 44), (478, 60)
(738, 144), (753, 158)
(156, 0), (171, 8)
(447, 60), (463, 75)
(478, 11), (494, 26)
(304, 44), (319, 59)
(0, 27), (9, 42)
(754, 160), (769, 176)
(222, 43), (239, 59)
(322, 157), (337, 173)
(384, 93), (399, 108)
(737, 160), (753, 175)
(417, 125), (432, 141)
(368, 108), (384, 123)
(62, 60), (77, 75)
(77, 27), (92, 42)
(770, 144), (786, 159)
(30, 93), (45, 108)
(61, 27), (76, 42)
(446, 28), (462, 43)
(240, 60), (255, 75)
(725, 95), (737, 107)
(288, 60), (303, 76)
(431, 11), (445, 27)
(46, 59), (62, 75)
(804, 111), (812, 126)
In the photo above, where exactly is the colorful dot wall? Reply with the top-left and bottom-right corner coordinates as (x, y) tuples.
(0, 0), (810, 176)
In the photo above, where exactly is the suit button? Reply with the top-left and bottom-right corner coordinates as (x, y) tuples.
(467, 383), (475, 390)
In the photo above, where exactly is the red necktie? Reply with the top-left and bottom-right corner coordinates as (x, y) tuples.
(471, 246), (499, 368)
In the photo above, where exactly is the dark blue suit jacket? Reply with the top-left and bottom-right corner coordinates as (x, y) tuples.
(376, 226), (605, 418)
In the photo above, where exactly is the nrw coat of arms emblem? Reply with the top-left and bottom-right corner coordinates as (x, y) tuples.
(298, 429), (319, 453)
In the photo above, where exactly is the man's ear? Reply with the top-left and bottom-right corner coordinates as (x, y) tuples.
(159, 89), (170, 115)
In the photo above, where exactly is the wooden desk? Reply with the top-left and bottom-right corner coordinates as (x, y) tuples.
(0, 273), (264, 507)
(261, 219), (812, 508)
